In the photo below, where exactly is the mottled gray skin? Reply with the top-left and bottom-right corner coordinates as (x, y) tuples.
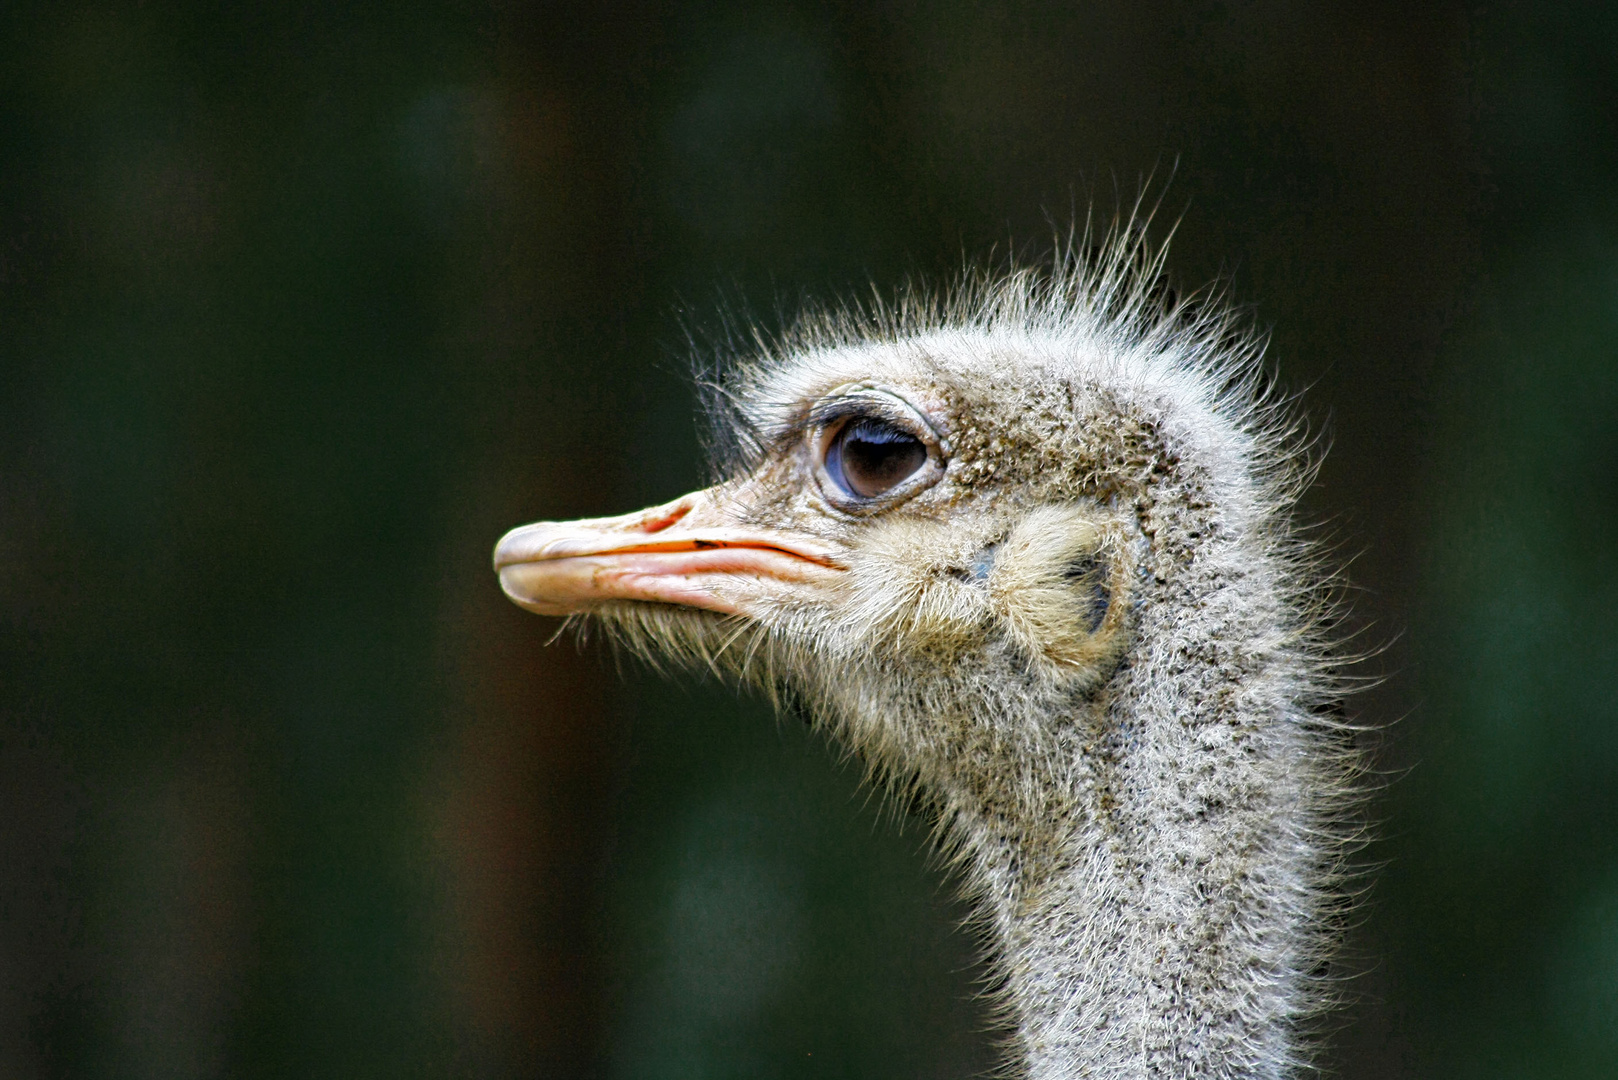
(595, 239), (1354, 1079)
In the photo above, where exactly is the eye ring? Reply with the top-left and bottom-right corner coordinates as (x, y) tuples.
(808, 387), (947, 513)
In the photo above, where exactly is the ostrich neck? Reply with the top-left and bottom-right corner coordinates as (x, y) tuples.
(943, 590), (1318, 1079)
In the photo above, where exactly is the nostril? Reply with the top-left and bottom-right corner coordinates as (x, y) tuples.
(640, 502), (693, 534)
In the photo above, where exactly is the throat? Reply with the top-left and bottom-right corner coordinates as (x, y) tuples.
(940, 729), (1316, 1080)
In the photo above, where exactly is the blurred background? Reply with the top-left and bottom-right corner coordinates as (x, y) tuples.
(1, 1), (1615, 1076)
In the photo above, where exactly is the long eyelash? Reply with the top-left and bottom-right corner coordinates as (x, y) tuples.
(806, 399), (887, 429)
(845, 418), (916, 444)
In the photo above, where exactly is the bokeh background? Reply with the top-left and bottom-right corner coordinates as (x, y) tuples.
(2, 1), (1615, 1076)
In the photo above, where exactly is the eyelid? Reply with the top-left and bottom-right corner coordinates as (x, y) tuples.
(807, 399), (911, 432)
(806, 385), (948, 451)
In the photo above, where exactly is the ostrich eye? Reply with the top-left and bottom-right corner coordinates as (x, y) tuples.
(807, 386), (945, 511)
(825, 418), (928, 499)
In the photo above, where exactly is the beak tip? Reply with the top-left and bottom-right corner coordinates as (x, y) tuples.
(492, 523), (539, 573)
(496, 566), (527, 606)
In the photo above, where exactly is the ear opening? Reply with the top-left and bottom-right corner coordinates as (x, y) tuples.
(1061, 552), (1112, 633)
(987, 506), (1133, 683)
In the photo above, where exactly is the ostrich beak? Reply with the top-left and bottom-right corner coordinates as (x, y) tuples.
(493, 489), (842, 617)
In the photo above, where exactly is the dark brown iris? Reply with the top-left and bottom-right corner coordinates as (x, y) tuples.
(825, 417), (928, 499)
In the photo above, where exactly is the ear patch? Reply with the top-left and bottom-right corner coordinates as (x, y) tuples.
(987, 506), (1131, 682)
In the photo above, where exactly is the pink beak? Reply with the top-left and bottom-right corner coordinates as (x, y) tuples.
(493, 489), (842, 617)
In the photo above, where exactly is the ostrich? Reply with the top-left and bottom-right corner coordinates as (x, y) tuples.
(493, 227), (1357, 1079)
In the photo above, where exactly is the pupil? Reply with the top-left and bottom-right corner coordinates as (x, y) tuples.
(833, 419), (927, 499)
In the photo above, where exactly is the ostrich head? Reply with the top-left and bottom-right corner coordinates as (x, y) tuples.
(494, 231), (1354, 1079)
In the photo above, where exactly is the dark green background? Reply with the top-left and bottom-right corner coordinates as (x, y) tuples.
(1, 2), (1614, 1076)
